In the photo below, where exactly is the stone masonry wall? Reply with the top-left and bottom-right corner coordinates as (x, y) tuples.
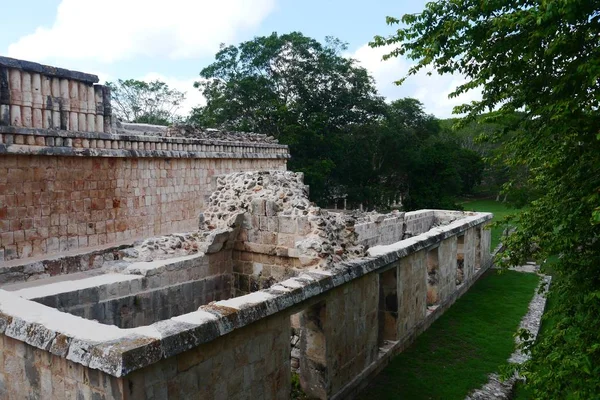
(325, 273), (379, 395)
(0, 213), (493, 400)
(0, 56), (112, 133)
(0, 155), (286, 261)
(58, 274), (231, 329)
(123, 311), (291, 400)
(9, 248), (236, 328)
(232, 211), (312, 296)
(0, 335), (126, 400)
(396, 250), (428, 339)
(355, 211), (436, 248)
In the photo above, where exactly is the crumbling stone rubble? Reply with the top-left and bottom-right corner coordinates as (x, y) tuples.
(122, 171), (365, 268)
(114, 122), (279, 144)
(202, 171), (365, 268)
(167, 125), (279, 144)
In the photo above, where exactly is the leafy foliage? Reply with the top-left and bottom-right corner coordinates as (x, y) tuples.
(372, 0), (600, 397)
(192, 32), (385, 204)
(441, 112), (536, 205)
(193, 32), (483, 209)
(107, 79), (185, 125)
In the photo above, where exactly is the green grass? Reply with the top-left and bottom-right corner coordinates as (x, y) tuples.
(462, 199), (522, 249)
(358, 270), (540, 400)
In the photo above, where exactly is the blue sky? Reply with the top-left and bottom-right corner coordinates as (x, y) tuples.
(1, 0), (480, 118)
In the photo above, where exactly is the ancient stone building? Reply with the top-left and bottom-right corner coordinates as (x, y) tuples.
(0, 56), (289, 262)
(0, 58), (493, 399)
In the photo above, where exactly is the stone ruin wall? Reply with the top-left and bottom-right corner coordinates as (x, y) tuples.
(0, 156), (286, 263)
(0, 169), (493, 400)
(0, 58), (495, 400)
(0, 56), (112, 133)
(0, 57), (290, 264)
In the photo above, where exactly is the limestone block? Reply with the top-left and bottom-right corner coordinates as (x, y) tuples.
(21, 106), (32, 127)
(278, 216), (297, 234)
(59, 79), (70, 110)
(78, 82), (88, 113)
(95, 114), (104, 132)
(69, 81), (79, 111)
(94, 85), (104, 114)
(31, 73), (43, 108)
(86, 114), (95, 132)
(8, 69), (22, 105)
(70, 112), (78, 131)
(50, 78), (60, 110)
(41, 75), (51, 103)
(0, 104), (9, 126)
(59, 110), (68, 130)
(42, 109), (51, 129)
(86, 85), (95, 114)
(32, 108), (43, 128)
(51, 110), (61, 129)
(21, 71), (32, 107)
(104, 115), (112, 133)
(0, 67), (9, 104)
(102, 85), (111, 116)
(251, 199), (266, 216)
(78, 113), (86, 132)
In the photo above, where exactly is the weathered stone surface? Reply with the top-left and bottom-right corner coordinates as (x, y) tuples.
(0, 56), (100, 84)
(165, 125), (279, 144)
(203, 171), (366, 268)
(0, 89), (494, 400)
(0, 209), (493, 400)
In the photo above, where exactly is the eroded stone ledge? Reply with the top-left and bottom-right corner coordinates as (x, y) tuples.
(0, 56), (99, 84)
(0, 126), (290, 159)
(0, 211), (491, 378)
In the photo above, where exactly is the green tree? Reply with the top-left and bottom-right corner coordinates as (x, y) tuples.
(335, 98), (482, 210)
(440, 112), (532, 203)
(373, 1), (600, 397)
(107, 79), (185, 125)
(191, 32), (385, 204)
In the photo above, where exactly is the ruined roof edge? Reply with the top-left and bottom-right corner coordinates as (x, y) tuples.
(0, 56), (99, 84)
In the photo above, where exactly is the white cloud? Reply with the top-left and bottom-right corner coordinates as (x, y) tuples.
(7, 0), (275, 63)
(350, 44), (482, 118)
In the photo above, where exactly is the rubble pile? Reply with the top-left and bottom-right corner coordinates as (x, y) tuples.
(122, 232), (204, 262)
(202, 171), (366, 268)
(202, 171), (311, 228)
(119, 171), (365, 267)
(166, 125), (279, 144)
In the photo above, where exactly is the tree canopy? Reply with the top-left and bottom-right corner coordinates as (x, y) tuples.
(107, 79), (185, 125)
(373, 0), (600, 397)
(191, 32), (385, 203)
(193, 32), (482, 209)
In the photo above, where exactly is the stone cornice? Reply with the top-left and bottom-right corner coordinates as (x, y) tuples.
(0, 56), (99, 84)
(0, 126), (291, 159)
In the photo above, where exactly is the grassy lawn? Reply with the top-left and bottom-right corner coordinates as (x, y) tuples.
(462, 199), (522, 250)
(358, 270), (540, 400)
